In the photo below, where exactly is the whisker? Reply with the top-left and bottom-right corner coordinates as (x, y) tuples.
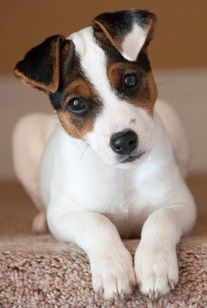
(76, 144), (89, 171)
(156, 78), (177, 87)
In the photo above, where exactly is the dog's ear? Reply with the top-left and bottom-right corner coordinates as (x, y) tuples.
(93, 10), (157, 61)
(14, 35), (70, 93)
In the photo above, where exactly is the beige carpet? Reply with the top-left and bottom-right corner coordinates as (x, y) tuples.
(0, 174), (206, 307)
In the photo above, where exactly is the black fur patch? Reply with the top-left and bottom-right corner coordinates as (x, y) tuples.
(94, 10), (155, 42)
(92, 10), (154, 105)
(49, 43), (103, 131)
(49, 42), (81, 110)
(94, 35), (152, 103)
(93, 9), (156, 51)
(15, 35), (65, 90)
(49, 90), (62, 110)
(136, 51), (151, 72)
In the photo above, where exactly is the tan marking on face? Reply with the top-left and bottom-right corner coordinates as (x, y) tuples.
(57, 110), (94, 138)
(107, 62), (138, 86)
(66, 79), (94, 98)
(144, 71), (158, 115)
(57, 78), (101, 139)
(128, 70), (157, 116)
(107, 61), (157, 115)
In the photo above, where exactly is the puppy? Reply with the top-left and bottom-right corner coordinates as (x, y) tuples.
(13, 9), (196, 299)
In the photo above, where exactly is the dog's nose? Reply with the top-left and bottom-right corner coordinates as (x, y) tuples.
(110, 129), (138, 155)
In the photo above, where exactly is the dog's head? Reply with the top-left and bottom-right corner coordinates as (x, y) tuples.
(15, 9), (158, 167)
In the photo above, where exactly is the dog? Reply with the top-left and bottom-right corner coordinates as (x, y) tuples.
(13, 9), (196, 299)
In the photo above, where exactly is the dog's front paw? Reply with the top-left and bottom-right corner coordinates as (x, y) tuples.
(135, 242), (178, 298)
(90, 245), (136, 300)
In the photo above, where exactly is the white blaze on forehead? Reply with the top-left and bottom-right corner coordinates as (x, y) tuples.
(122, 23), (149, 61)
(68, 27), (118, 105)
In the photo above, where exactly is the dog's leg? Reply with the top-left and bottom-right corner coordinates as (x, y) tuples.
(12, 113), (58, 233)
(48, 210), (136, 299)
(134, 199), (196, 297)
(32, 211), (48, 234)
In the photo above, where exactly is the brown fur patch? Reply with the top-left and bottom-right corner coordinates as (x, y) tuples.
(14, 69), (50, 93)
(57, 78), (102, 139)
(57, 110), (94, 138)
(107, 61), (157, 115)
(65, 79), (94, 99)
(107, 62), (138, 87)
(46, 36), (62, 92)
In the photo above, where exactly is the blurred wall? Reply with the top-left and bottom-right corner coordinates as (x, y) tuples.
(0, 1), (207, 180)
(0, 0), (207, 73)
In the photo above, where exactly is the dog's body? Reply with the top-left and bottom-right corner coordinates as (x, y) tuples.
(13, 99), (190, 237)
(13, 10), (196, 299)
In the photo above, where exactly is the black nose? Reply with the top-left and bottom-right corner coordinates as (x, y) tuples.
(110, 129), (138, 155)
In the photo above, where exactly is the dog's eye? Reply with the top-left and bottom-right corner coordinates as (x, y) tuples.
(123, 73), (139, 88)
(67, 97), (89, 115)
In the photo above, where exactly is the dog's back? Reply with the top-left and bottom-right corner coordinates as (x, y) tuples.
(12, 112), (58, 232)
(155, 99), (190, 177)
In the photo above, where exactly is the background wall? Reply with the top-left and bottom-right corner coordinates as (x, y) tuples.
(1, 0), (207, 72)
(0, 1), (207, 179)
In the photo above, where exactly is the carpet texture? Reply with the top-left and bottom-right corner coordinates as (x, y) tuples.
(0, 175), (206, 307)
(0, 235), (207, 307)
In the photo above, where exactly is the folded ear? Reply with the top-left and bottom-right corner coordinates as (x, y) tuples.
(14, 35), (69, 93)
(93, 9), (157, 62)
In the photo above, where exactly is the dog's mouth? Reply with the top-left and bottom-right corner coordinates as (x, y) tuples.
(119, 152), (145, 164)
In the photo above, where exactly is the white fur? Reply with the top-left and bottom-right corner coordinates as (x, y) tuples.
(122, 24), (148, 61)
(13, 26), (196, 299)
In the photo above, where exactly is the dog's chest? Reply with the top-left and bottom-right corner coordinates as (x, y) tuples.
(63, 163), (152, 235)
(43, 128), (155, 235)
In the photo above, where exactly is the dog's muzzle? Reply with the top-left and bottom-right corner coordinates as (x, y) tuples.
(110, 129), (138, 155)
